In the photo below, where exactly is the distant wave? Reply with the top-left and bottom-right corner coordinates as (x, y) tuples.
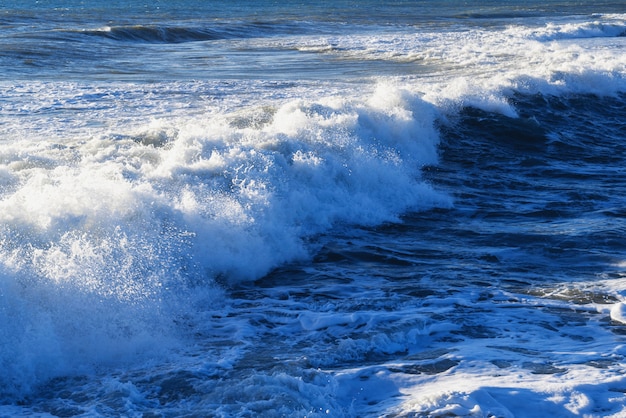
(77, 21), (315, 44)
(79, 25), (231, 43)
(529, 19), (626, 41)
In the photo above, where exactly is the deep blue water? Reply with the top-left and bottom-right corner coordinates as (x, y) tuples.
(1, 1), (626, 416)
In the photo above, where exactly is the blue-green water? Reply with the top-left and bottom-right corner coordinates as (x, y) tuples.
(1, 1), (625, 416)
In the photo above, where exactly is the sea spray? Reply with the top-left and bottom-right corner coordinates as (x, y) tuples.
(0, 85), (450, 399)
(1, 2), (625, 415)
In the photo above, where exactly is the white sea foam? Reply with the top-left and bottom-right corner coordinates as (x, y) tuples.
(0, 82), (451, 398)
(283, 14), (626, 105)
(526, 16), (626, 42)
(1, 6), (625, 416)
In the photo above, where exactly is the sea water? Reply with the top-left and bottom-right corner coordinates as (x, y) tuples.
(1, 1), (625, 416)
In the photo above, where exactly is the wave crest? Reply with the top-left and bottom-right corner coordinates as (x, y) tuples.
(80, 25), (227, 43)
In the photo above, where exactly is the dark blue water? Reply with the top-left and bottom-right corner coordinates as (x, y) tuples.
(1, 1), (625, 416)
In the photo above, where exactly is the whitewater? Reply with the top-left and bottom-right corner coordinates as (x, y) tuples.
(1, 1), (626, 416)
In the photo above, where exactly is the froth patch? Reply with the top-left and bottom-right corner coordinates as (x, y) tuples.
(610, 303), (626, 324)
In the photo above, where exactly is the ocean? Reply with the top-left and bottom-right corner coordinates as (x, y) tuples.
(1, 1), (625, 416)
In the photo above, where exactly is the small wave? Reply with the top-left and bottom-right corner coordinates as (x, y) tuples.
(530, 20), (626, 41)
(77, 20), (314, 44)
(80, 25), (230, 43)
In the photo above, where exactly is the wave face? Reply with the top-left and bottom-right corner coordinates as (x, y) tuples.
(79, 25), (230, 43)
(1, 1), (626, 416)
(75, 21), (312, 44)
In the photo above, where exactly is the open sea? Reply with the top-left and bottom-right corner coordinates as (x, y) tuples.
(1, 1), (626, 416)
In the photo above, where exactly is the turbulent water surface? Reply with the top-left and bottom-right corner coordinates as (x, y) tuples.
(1, 1), (626, 417)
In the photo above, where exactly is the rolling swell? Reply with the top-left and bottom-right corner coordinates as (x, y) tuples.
(78, 20), (312, 44)
(531, 20), (626, 41)
(80, 25), (234, 43)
